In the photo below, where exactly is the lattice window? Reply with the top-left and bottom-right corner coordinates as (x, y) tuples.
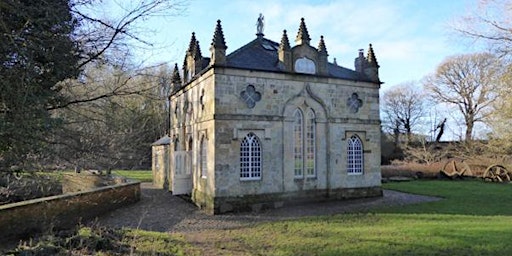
(305, 109), (316, 177)
(294, 109), (303, 177)
(200, 136), (207, 178)
(347, 135), (363, 174)
(240, 133), (262, 180)
(294, 108), (316, 178)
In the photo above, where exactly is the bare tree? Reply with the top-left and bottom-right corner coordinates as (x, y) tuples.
(424, 53), (503, 141)
(381, 82), (427, 145)
(71, 0), (187, 69)
(52, 63), (169, 169)
(49, 0), (187, 110)
(453, 0), (512, 58)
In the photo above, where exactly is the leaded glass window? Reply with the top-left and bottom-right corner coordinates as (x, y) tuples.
(347, 135), (363, 174)
(200, 136), (207, 178)
(305, 109), (316, 177)
(294, 109), (304, 177)
(240, 133), (262, 180)
(294, 108), (316, 178)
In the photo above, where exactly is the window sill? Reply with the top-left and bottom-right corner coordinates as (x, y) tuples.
(240, 177), (261, 181)
(294, 176), (317, 180)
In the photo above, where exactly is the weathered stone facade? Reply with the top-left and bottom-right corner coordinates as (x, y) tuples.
(152, 136), (170, 189)
(156, 17), (382, 214)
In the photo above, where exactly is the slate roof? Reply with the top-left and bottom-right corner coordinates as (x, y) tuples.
(152, 135), (171, 146)
(224, 36), (370, 82)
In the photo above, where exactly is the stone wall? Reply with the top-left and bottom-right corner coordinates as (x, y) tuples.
(0, 181), (140, 242)
(212, 186), (383, 214)
(168, 66), (382, 213)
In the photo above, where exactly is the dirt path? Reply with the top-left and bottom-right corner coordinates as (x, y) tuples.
(95, 183), (440, 233)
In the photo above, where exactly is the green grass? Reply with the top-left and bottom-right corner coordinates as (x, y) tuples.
(121, 229), (199, 255)
(9, 226), (199, 255)
(10, 179), (512, 255)
(188, 180), (512, 255)
(380, 180), (512, 215)
(112, 170), (152, 182)
(227, 214), (512, 255)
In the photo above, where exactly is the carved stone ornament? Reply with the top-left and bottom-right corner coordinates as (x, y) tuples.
(347, 93), (363, 113)
(241, 85), (261, 108)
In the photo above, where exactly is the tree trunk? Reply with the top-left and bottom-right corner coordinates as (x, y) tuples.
(466, 120), (474, 141)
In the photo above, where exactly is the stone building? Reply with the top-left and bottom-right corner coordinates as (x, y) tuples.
(154, 17), (382, 214)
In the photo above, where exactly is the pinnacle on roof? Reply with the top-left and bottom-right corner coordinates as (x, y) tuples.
(295, 18), (311, 45)
(193, 40), (202, 60)
(187, 32), (197, 53)
(171, 63), (181, 84)
(318, 35), (328, 55)
(279, 30), (291, 51)
(211, 20), (227, 49)
(367, 44), (379, 68)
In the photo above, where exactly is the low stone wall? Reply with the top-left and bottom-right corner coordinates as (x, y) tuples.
(0, 181), (140, 242)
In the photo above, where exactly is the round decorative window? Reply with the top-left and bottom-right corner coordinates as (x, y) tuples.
(294, 57), (316, 74)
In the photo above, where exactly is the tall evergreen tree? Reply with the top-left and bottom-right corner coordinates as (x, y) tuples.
(0, 0), (80, 169)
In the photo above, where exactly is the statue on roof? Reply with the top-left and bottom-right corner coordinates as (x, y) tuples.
(256, 13), (264, 35)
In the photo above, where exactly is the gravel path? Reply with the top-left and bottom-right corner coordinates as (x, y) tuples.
(95, 183), (440, 233)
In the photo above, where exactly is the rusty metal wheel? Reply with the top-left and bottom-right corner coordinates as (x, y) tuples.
(441, 159), (472, 177)
(483, 164), (510, 182)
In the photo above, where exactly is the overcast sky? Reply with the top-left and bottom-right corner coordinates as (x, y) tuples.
(129, 0), (480, 92)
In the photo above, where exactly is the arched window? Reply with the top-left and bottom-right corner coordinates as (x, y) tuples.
(294, 109), (303, 177)
(188, 137), (193, 151)
(200, 136), (207, 178)
(347, 135), (363, 174)
(305, 109), (316, 177)
(294, 108), (316, 178)
(173, 138), (180, 151)
(240, 133), (262, 180)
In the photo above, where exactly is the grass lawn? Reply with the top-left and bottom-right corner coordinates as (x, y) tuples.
(183, 180), (512, 255)
(380, 179), (512, 215)
(10, 180), (512, 255)
(112, 170), (152, 182)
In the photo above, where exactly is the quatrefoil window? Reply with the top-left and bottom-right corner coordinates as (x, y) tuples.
(347, 93), (363, 113)
(241, 85), (261, 108)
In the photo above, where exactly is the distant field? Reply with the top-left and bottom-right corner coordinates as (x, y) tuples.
(112, 170), (152, 182)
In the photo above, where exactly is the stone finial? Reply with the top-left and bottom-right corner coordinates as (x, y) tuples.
(171, 63), (182, 93)
(333, 58), (337, 66)
(318, 35), (328, 56)
(295, 18), (311, 45)
(316, 35), (329, 75)
(209, 20), (227, 66)
(367, 44), (379, 68)
(279, 30), (291, 51)
(211, 20), (227, 49)
(193, 40), (202, 60)
(187, 32), (197, 54)
(171, 63), (181, 84)
(364, 44), (380, 82)
(278, 29), (292, 72)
